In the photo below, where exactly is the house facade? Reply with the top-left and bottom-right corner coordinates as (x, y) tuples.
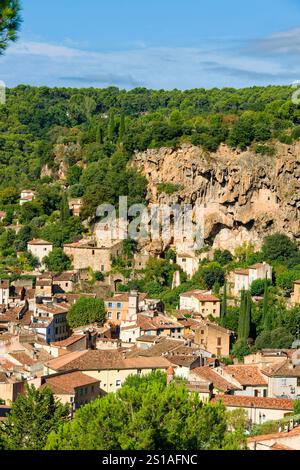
(64, 240), (122, 273)
(27, 239), (53, 266)
(179, 290), (221, 318)
(194, 320), (233, 357)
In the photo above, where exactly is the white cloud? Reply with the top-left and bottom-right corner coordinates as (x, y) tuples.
(1, 39), (298, 89)
(250, 27), (300, 55)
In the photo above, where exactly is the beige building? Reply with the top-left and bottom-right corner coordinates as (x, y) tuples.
(38, 371), (102, 411)
(64, 239), (122, 273)
(68, 198), (83, 217)
(291, 280), (300, 305)
(248, 426), (300, 450)
(52, 272), (77, 294)
(179, 290), (221, 318)
(105, 291), (149, 325)
(35, 276), (53, 297)
(44, 350), (171, 393)
(211, 395), (294, 425)
(230, 262), (272, 297)
(194, 320), (233, 357)
(176, 253), (199, 278)
(27, 239), (53, 266)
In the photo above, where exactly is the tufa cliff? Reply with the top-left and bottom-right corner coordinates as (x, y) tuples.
(132, 143), (300, 252)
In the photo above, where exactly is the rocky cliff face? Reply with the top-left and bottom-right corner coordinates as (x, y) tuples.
(132, 143), (300, 251)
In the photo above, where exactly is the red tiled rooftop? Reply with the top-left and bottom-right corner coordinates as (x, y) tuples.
(212, 394), (294, 411)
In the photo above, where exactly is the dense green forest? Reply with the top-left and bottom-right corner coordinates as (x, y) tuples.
(0, 84), (299, 273)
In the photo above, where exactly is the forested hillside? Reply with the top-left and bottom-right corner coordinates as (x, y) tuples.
(0, 84), (299, 274)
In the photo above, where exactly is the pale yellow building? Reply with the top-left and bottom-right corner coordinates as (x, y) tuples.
(44, 350), (171, 394)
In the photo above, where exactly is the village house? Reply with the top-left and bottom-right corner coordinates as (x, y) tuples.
(229, 262), (272, 297)
(38, 371), (103, 411)
(31, 303), (69, 343)
(248, 425), (300, 450)
(64, 239), (123, 273)
(49, 334), (88, 357)
(68, 198), (83, 217)
(262, 352), (300, 399)
(194, 320), (233, 357)
(176, 253), (200, 278)
(20, 189), (36, 206)
(0, 280), (10, 306)
(179, 290), (221, 318)
(291, 280), (300, 306)
(244, 349), (290, 368)
(52, 272), (78, 294)
(213, 364), (268, 397)
(44, 349), (171, 393)
(211, 395), (294, 425)
(27, 239), (53, 267)
(189, 366), (242, 395)
(105, 291), (149, 325)
(35, 276), (53, 298)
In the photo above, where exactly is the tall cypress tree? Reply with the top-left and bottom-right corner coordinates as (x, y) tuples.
(238, 289), (246, 340)
(243, 291), (252, 340)
(119, 113), (126, 143)
(60, 192), (70, 223)
(221, 280), (227, 320)
(262, 276), (269, 323)
(108, 111), (115, 142)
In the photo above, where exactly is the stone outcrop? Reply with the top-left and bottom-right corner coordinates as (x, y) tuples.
(132, 143), (300, 251)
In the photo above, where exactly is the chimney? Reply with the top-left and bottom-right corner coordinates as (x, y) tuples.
(167, 366), (175, 385)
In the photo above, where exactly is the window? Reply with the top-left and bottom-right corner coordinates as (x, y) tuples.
(201, 330), (204, 335)
(297, 377), (300, 387)
(281, 378), (287, 386)
(116, 380), (122, 388)
(263, 389), (267, 397)
(117, 303), (122, 308)
(217, 337), (222, 346)
(137, 369), (142, 374)
(101, 265), (105, 272)
(92, 250), (95, 255)
(254, 390), (259, 397)
(108, 312), (112, 319)
(108, 302), (113, 308)
(117, 312), (121, 320)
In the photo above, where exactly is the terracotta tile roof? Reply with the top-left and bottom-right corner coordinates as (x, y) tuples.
(192, 366), (240, 392)
(248, 425), (300, 443)
(9, 352), (35, 366)
(136, 335), (159, 342)
(28, 239), (52, 246)
(212, 395), (294, 411)
(221, 365), (268, 386)
(167, 355), (199, 367)
(127, 338), (185, 358)
(137, 314), (183, 331)
(51, 335), (86, 348)
(53, 272), (76, 282)
(248, 263), (269, 270)
(105, 292), (148, 303)
(194, 319), (233, 335)
(180, 290), (208, 298)
(178, 318), (202, 330)
(40, 371), (99, 395)
(262, 359), (300, 378)
(270, 442), (295, 450)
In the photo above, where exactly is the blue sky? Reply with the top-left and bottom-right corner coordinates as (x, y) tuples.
(1, 0), (300, 89)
